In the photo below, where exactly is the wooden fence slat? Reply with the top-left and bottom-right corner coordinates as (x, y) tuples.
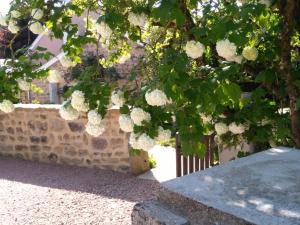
(209, 135), (214, 167)
(195, 156), (200, 171)
(183, 156), (188, 175)
(175, 134), (216, 177)
(189, 156), (194, 174)
(204, 136), (210, 169)
(176, 133), (182, 177)
(200, 158), (204, 170)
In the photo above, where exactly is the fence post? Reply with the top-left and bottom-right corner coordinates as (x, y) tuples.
(175, 133), (182, 177)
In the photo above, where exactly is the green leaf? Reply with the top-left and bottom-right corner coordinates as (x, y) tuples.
(255, 70), (276, 84)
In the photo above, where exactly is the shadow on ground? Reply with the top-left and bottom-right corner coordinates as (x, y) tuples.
(0, 156), (159, 202)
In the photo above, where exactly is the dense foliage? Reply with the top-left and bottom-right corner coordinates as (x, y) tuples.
(0, 0), (299, 156)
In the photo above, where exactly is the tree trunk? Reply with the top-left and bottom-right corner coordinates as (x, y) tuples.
(278, 0), (300, 148)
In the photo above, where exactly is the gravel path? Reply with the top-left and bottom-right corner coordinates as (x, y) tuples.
(0, 157), (160, 225)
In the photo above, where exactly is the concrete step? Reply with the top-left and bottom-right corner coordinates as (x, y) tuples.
(131, 200), (190, 225)
(157, 187), (253, 225)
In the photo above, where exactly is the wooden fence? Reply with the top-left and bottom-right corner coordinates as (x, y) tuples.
(176, 134), (216, 177)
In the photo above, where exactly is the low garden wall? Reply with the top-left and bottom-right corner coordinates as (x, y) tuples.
(0, 104), (149, 174)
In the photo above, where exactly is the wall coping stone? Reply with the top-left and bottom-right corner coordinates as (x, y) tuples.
(14, 104), (120, 111)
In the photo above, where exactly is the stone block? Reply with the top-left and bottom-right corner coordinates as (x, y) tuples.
(68, 122), (84, 132)
(50, 119), (66, 131)
(1, 145), (13, 152)
(132, 201), (190, 225)
(0, 135), (8, 142)
(15, 145), (28, 151)
(6, 127), (14, 134)
(30, 145), (41, 152)
(91, 138), (108, 150)
(30, 136), (40, 143)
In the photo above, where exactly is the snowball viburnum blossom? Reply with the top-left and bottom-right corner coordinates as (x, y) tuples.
(145, 89), (168, 106)
(156, 126), (171, 142)
(138, 133), (155, 151)
(17, 78), (30, 91)
(71, 90), (89, 112)
(259, 0), (271, 7)
(111, 90), (125, 107)
(185, 40), (205, 59)
(242, 47), (258, 61)
(47, 70), (62, 83)
(227, 55), (243, 64)
(200, 113), (212, 124)
(11, 10), (21, 18)
(130, 108), (151, 126)
(215, 122), (229, 135)
(87, 110), (102, 125)
(29, 22), (44, 35)
(96, 22), (112, 39)
(8, 20), (19, 33)
(118, 114), (134, 132)
(60, 55), (77, 68)
(129, 133), (140, 149)
(228, 122), (247, 134)
(31, 8), (43, 20)
(216, 39), (237, 61)
(59, 102), (79, 121)
(0, 100), (14, 113)
(85, 122), (106, 137)
(0, 15), (8, 26)
(128, 12), (147, 27)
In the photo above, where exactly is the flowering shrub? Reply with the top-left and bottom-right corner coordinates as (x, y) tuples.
(0, 0), (300, 155)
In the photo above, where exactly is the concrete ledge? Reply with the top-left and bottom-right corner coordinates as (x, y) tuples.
(132, 200), (190, 225)
(160, 147), (300, 225)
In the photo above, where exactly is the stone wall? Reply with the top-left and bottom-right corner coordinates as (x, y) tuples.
(0, 104), (149, 173)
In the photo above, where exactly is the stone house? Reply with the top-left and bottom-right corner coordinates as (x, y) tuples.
(24, 12), (143, 104)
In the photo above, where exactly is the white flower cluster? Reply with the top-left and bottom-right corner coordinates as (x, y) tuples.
(29, 22), (44, 35)
(228, 122), (247, 134)
(137, 133), (155, 151)
(0, 15), (8, 26)
(200, 113), (212, 124)
(85, 122), (106, 137)
(239, 0), (270, 7)
(47, 70), (62, 83)
(118, 114), (134, 132)
(130, 107), (151, 126)
(31, 8), (44, 20)
(215, 122), (229, 135)
(8, 20), (20, 34)
(216, 39), (242, 63)
(86, 109), (105, 137)
(259, 0), (271, 6)
(242, 46), (258, 61)
(11, 10), (21, 18)
(128, 12), (148, 27)
(156, 126), (171, 142)
(129, 133), (141, 149)
(130, 132), (156, 152)
(111, 90), (125, 107)
(17, 78), (31, 91)
(145, 89), (168, 106)
(96, 21), (112, 39)
(87, 110), (102, 125)
(59, 102), (79, 121)
(60, 55), (77, 68)
(0, 100), (14, 114)
(71, 90), (89, 112)
(185, 40), (205, 59)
